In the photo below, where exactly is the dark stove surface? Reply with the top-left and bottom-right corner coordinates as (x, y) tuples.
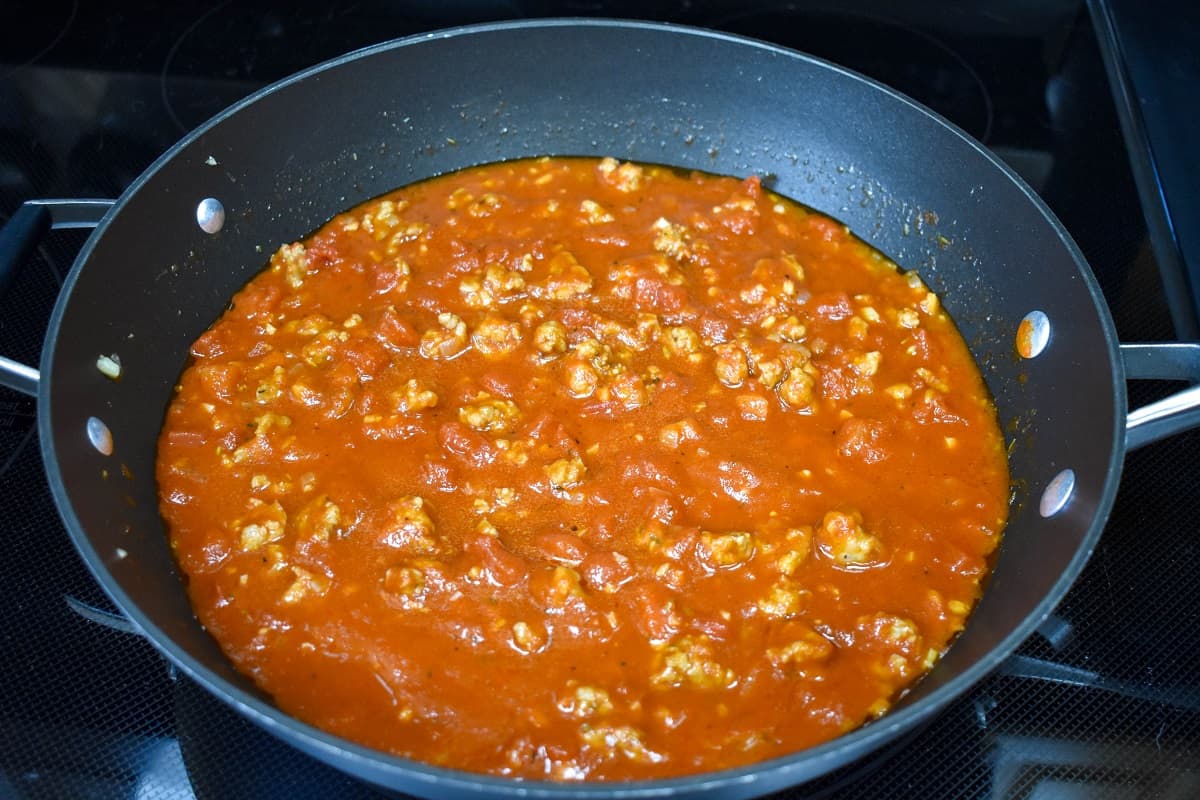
(2, 2), (1198, 798)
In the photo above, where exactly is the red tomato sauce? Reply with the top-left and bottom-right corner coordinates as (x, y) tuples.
(157, 157), (1009, 780)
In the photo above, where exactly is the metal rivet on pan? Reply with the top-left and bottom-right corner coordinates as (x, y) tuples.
(1039, 468), (1075, 518)
(87, 416), (113, 456)
(1016, 310), (1050, 358)
(196, 197), (225, 234)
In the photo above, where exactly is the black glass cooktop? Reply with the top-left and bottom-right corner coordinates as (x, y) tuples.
(2, 2), (1198, 798)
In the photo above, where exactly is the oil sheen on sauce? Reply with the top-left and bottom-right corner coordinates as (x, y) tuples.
(157, 157), (1009, 780)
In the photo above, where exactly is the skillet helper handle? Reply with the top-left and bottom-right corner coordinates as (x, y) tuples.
(0, 199), (114, 396)
(1122, 342), (1200, 450)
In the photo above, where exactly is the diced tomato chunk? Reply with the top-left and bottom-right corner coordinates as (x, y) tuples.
(813, 292), (853, 321)
(466, 535), (527, 587)
(194, 363), (240, 400)
(190, 329), (227, 359)
(438, 422), (496, 468)
(344, 338), (390, 379)
(234, 283), (281, 317)
(375, 308), (418, 349)
(634, 277), (687, 314)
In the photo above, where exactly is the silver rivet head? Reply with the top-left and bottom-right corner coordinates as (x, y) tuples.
(196, 198), (225, 234)
(1039, 468), (1075, 517)
(1017, 311), (1050, 358)
(87, 416), (113, 456)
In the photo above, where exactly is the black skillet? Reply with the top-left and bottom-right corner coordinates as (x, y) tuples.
(3, 19), (1200, 799)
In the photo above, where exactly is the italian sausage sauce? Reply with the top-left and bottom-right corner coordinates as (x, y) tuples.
(157, 157), (1008, 780)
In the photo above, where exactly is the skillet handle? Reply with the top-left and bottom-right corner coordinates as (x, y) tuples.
(1122, 342), (1200, 450)
(0, 199), (114, 397)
